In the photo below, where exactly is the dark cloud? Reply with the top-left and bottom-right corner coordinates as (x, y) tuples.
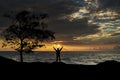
(0, 0), (82, 28)
(49, 18), (100, 37)
(0, 0), (81, 18)
(98, 0), (120, 12)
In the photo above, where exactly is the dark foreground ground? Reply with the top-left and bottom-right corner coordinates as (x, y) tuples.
(0, 56), (120, 79)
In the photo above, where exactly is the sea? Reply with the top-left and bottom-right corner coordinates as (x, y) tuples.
(0, 51), (120, 65)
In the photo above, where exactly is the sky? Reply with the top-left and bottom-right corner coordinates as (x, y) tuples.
(0, 0), (120, 51)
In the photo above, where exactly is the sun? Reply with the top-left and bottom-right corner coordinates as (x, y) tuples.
(57, 44), (60, 48)
(53, 44), (62, 49)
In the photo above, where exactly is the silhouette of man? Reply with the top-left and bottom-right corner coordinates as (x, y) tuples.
(53, 46), (63, 62)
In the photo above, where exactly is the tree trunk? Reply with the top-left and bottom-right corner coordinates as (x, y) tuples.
(20, 39), (24, 62)
(20, 51), (23, 62)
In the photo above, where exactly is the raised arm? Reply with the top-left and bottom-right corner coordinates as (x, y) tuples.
(60, 46), (63, 51)
(53, 47), (57, 51)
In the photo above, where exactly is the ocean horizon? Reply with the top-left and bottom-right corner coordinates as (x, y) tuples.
(0, 51), (120, 65)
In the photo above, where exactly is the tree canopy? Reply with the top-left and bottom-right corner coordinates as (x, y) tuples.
(1, 10), (55, 62)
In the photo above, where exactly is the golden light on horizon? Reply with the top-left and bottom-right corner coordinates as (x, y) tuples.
(0, 40), (117, 51)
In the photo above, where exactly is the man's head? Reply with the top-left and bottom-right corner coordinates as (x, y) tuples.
(57, 48), (59, 50)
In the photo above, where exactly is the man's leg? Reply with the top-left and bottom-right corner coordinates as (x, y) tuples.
(56, 55), (58, 62)
(59, 55), (61, 62)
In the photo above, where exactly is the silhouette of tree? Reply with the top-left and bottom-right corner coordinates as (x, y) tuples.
(1, 10), (55, 62)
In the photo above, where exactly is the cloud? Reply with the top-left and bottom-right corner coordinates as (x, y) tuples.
(111, 28), (120, 36)
(49, 18), (100, 37)
(73, 34), (120, 45)
(0, 0), (81, 17)
(0, 0), (82, 28)
(111, 33), (120, 36)
(98, 0), (120, 12)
